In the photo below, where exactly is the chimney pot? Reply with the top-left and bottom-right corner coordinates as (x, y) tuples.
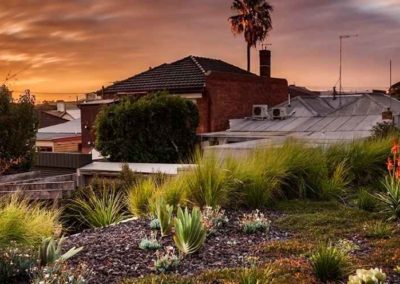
(259, 49), (271, 78)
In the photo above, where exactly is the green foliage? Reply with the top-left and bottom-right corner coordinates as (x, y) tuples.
(32, 262), (89, 284)
(376, 176), (400, 220)
(173, 207), (206, 255)
(239, 266), (274, 284)
(139, 232), (162, 251)
(118, 163), (138, 190)
(127, 178), (157, 217)
(241, 210), (271, 234)
(320, 162), (350, 200)
(95, 91), (199, 163)
(38, 236), (83, 266)
(149, 218), (161, 230)
(0, 194), (60, 246)
(371, 122), (400, 139)
(326, 138), (391, 186)
(154, 246), (179, 273)
(154, 198), (173, 237)
(0, 244), (36, 283)
(0, 86), (38, 174)
(364, 221), (393, 239)
(310, 243), (350, 282)
(158, 176), (187, 208)
(68, 186), (126, 228)
(357, 189), (377, 212)
(185, 153), (233, 208)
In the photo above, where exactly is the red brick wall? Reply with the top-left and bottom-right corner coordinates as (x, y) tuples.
(79, 104), (109, 153)
(204, 72), (288, 132)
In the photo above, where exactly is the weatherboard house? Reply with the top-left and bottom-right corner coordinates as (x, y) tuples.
(79, 51), (288, 153)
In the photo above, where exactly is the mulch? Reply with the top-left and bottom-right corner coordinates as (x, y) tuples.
(64, 210), (288, 284)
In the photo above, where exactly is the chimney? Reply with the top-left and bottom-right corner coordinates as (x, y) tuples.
(56, 100), (66, 112)
(259, 49), (271, 78)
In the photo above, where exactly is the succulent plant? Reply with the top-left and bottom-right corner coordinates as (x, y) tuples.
(38, 236), (83, 266)
(154, 246), (179, 273)
(138, 232), (162, 251)
(154, 198), (174, 237)
(173, 207), (206, 255)
(241, 210), (271, 234)
(149, 218), (161, 230)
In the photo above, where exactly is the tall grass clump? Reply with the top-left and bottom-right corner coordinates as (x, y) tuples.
(0, 194), (60, 246)
(357, 189), (377, 212)
(320, 162), (350, 200)
(326, 138), (391, 186)
(376, 176), (400, 220)
(158, 175), (187, 208)
(127, 178), (157, 216)
(310, 243), (350, 282)
(230, 151), (280, 208)
(69, 186), (126, 228)
(260, 141), (327, 199)
(185, 152), (233, 208)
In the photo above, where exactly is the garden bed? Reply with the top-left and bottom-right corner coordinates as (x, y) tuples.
(64, 210), (287, 284)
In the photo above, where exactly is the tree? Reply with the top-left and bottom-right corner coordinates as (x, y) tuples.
(229, 0), (273, 72)
(0, 86), (38, 174)
(95, 92), (199, 163)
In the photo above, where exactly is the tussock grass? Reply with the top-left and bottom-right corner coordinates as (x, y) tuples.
(127, 178), (157, 217)
(0, 194), (60, 246)
(69, 186), (126, 228)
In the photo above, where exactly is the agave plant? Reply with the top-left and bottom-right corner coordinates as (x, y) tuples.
(38, 236), (83, 266)
(173, 207), (206, 255)
(376, 176), (400, 220)
(154, 198), (174, 237)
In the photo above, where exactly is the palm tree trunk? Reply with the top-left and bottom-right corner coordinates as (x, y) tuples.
(247, 43), (251, 72)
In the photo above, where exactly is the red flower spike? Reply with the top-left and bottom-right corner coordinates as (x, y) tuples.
(387, 157), (394, 171)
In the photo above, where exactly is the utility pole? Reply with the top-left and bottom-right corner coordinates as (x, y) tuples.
(339, 34), (358, 95)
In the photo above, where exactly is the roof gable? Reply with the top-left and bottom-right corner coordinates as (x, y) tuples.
(101, 56), (253, 95)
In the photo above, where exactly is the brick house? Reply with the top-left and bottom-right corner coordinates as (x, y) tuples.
(79, 50), (288, 153)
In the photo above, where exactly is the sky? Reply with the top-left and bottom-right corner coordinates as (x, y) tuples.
(0, 0), (399, 102)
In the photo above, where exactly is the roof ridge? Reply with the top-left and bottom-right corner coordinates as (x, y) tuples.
(190, 56), (206, 74)
(296, 96), (319, 116)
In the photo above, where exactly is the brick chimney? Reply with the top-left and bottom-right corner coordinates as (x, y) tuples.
(259, 49), (271, 78)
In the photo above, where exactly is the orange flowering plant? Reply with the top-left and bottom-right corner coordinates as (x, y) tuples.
(377, 138), (400, 220)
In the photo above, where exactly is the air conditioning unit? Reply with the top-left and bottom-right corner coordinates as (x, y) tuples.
(271, 107), (288, 120)
(252, 105), (269, 120)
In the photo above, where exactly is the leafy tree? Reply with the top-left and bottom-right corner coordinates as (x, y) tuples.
(95, 92), (199, 163)
(229, 0), (273, 72)
(371, 121), (400, 140)
(0, 86), (38, 174)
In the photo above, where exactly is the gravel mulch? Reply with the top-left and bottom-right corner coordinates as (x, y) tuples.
(64, 210), (288, 284)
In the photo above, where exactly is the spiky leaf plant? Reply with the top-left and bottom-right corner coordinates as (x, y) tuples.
(154, 198), (173, 237)
(38, 236), (83, 266)
(376, 176), (400, 220)
(173, 207), (206, 255)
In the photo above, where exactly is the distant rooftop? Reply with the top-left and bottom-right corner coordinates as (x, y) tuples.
(98, 55), (255, 95)
(37, 119), (81, 141)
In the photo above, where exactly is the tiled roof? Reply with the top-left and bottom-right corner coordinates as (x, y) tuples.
(101, 56), (254, 95)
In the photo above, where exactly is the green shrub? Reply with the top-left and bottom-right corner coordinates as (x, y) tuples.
(239, 266), (274, 284)
(241, 210), (271, 234)
(0, 194), (60, 246)
(0, 243), (36, 283)
(173, 207), (206, 255)
(310, 243), (350, 282)
(95, 91), (199, 163)
(127, 178), (157, 217)
(357, 189), (377, 212)
(185, 153), (232, 208)
(69, 187), (126, 228)
(154, 246), (179, 273)
(154, 198), (174, 237)
(364, 221), (393, 239)
(376, 176), (400, 220)
(139, 232), (162, 251)
(149, 218), (161, 230)
(38, 236), (83, 266)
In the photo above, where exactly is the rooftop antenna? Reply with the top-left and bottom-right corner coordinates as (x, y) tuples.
(389, 59), (392, 110)
(339, 34), (358, 106)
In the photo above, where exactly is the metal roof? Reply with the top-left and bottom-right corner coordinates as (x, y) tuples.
(202, 93), (400, 144)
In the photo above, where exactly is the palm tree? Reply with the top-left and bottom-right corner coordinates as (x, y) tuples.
(229, 0), (273, 72)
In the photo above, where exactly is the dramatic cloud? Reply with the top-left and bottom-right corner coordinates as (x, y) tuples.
(0, 0), (398, 101)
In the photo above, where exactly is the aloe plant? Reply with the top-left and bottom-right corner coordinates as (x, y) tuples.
(154, 198), (174, 237)
(38, 236), (83, 266)
(173, 207), (206, 255)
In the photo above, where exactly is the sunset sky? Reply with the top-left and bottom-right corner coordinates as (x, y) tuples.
(0, 0), (399, 102)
